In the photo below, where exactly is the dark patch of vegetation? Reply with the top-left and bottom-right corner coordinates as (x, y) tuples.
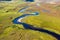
(6, 11), (9, 13)
(12, 25), (17, 28)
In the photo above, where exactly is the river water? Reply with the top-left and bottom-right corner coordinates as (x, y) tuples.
(12, 12), (60, 40)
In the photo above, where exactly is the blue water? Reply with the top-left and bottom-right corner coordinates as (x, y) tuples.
(26, 0), (34, 2)
(12, 12), (60, 40)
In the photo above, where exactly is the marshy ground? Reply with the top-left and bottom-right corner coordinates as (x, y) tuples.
(0, 1), (60, 40)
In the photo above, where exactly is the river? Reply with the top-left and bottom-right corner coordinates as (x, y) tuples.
(12, 12), (60, 40)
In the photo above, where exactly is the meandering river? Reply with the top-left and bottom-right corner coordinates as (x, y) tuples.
(12, 12), (60, 40)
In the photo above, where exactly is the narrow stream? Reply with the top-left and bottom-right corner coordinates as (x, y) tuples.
(12, 12), (60, 40)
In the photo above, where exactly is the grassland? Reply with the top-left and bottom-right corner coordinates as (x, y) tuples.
(0, 2), (60, 40)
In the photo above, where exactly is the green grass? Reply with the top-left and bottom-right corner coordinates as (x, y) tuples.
(0, 2), (60, 40)
(23, 13), (60, 34)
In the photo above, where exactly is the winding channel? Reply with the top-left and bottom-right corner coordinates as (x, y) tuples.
(12, 12), (60, 40)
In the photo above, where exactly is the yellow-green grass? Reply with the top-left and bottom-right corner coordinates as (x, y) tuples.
(0, 3), (60, 40)
(0, 27), (56, 40)
(23, 12), (60, 35)
(0, 12), (57, 40)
